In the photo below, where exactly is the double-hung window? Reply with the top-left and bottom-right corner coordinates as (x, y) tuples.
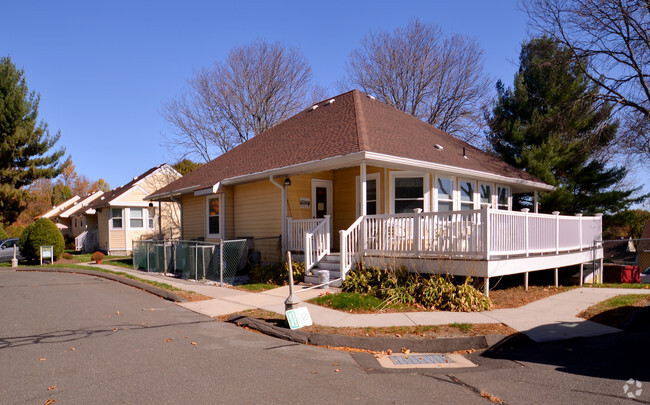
(148, 208), (156, 229)
(394, 177), (424, 213)
(110, 208), (123, 229)
(480, 183), (492, 207)
(130, 208), (144, 229)
(356, 173), (380, 216)
(207, 195), (221, 238)
(436, 177), (454, 211)
(497, 185), (510, 210)
(460, 180), (476, 211)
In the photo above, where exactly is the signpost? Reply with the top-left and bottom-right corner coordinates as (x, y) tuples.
(285, 306), (312, 330)
(40, 246), (54, 265)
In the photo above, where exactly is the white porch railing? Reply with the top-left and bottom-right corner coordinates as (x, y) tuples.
(304, 216), (331, 271)
(338, 207), (602, 276)
(75, 229), (98, 252)
(286, 217), (323, 252)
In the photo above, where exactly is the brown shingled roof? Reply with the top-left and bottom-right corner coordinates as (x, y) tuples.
(150, 90), (548, 198)
(90, 164), (169, 209)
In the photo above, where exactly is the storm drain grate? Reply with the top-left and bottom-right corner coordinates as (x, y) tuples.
(389, 354), (448, 365)
(376, 353), (477, 369)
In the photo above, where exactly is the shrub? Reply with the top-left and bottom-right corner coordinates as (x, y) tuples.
(0, 225), (8, 240)
(19, 218), (65, 261)
(249, 260), (305, 285)
(342, 266), (491, 312)
(91, 251), (105, 262)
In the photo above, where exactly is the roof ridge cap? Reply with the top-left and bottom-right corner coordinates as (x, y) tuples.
(352, 90), (370, 151)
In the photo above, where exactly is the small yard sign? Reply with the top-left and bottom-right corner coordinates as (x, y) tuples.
(285, 306), (312, 330)
(299, 198), (310, 209)
(40, 246), (54, 265)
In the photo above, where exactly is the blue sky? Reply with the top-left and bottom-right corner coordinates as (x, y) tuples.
(2, 0), (647, 202)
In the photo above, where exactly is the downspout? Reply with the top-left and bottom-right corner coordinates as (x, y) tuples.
(269, 176), (286, 256)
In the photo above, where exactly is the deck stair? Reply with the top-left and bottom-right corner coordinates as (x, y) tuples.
(303, 253), (343, 287)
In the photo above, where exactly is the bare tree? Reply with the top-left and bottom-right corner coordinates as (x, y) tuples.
(524, 0), (650, 159)
(342, 19), (492, 145)
(162, 40), (325, 162)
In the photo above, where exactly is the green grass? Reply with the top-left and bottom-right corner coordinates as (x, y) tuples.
(588, 283), (650, 289)
(596, 294), (650, 309)
(236, 283), (277, 292)
(449, 322), (473, 332)
(63, 250), (129, 264)
(309, 292), (410, 312)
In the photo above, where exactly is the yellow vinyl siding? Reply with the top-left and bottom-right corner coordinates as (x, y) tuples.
(97, 209), (110, 251)
(234, 180), (281, 263)
(285, 171), (333, 220)
(181, 194), (204, 240)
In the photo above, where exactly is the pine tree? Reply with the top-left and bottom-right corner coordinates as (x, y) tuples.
(0, 56), (67, 224)
(487, 37), (645, 214)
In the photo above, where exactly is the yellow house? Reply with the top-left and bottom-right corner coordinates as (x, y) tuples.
(39, 195), (82, 238)
(81, 164), (181, 255)
(147, 90), (603, 293)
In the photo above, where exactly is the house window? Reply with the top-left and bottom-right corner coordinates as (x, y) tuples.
(394, 177), (424, 213)
(207, 195), (221, 237)
(129, 208), (144, 229)
(356, 173), (381, 216)
(148, 208), (156, 229)
(497, 185), (510, 210)
(460, 180), (476, 211)
(436, 177), (454, 212)
(110, 208), (123, 229)
(480, 184), (492, 206)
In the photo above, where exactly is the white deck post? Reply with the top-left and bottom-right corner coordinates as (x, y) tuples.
(360, 162), (367, 254)
(554, 267), (559, 288)
(524, 272), (529, 291)
(553, 211), (560, 254)
(413, 208), (422, 255)
(483, 205), (490, 260)
(533, 191), (539, 213)
(522, 208), (530, 257)
(579, 263), (584, 286)
(484, 277), (490, 298)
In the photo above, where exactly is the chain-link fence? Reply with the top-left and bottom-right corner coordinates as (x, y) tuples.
(600, 238), (650, 283)
(132, 239), (248, 285)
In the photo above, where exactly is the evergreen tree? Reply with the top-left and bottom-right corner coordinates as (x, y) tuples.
(0, 56), (67, 224)
(487, 37), (645, 214)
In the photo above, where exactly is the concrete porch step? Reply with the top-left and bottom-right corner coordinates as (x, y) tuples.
(304, 273), (343, 287)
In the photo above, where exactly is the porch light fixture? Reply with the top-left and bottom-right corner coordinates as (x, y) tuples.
(284, 177), (291, 187)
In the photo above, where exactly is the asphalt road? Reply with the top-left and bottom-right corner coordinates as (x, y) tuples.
(0, 270), (647, 404)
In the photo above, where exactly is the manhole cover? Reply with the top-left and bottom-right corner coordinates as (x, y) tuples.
(376, 353), (477, 369)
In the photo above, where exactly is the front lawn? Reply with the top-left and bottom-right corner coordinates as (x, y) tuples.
(578, 294), (650, 328)
(309, 292), (413, 312)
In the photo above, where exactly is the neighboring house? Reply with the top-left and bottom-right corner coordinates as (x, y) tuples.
(146, 90), (603, 292)
(639, 221), (650, 271)
(39, 195), (82, 238)
(80, 164), (182, 255)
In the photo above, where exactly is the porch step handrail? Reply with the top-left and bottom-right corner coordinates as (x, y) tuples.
(75, 229), (98, 252)
(286, 217), (323, 252)
(339, 215), (364, 280)
(304, 215), (330, 272)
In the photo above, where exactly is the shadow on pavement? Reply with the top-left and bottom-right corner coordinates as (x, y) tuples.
(481, 307), (650, 382)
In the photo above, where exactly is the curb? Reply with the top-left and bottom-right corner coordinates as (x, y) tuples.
(18, 267), (187, 302)
(227, 315), (506, 352)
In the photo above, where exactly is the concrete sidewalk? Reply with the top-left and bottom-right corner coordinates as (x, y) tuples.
(92, 262), (650, 343)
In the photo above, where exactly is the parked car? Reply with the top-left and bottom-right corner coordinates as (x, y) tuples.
(0, 238), (23, 262)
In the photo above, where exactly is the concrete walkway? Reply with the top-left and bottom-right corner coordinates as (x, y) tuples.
(92, 262), (650, 343)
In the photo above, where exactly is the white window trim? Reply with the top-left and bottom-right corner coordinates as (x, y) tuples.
(356, 172), (381, 216)
(459, 178), (478, 210)
(206, 194), (223, 239)
(496, 184), (511, 210)
(109, 207), (123, 230)
(129, 207), (146, 230)
(389, 171), (430, 214)
(434, 174), (456, 212)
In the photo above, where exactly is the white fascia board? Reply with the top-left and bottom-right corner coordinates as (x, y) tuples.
(194, 182), (221, 196)
(219, 152), (366, 186)
(363, 152), (555, 192)
(85, 208), (97, 215)
(59, 191), (104, 218)
(40, 195), (82, 218)
(108, 202), (152, 208)
(146, 185), (201, 201)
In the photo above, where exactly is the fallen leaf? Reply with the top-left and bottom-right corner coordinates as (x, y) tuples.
(311, 372), (318, 374)
(116, 311), (120, 316)
(332, 363), (338, 366)
(401, 348), (410, 354)
(150, 308), (155, 311)
(47, 386), (56, 391)
(191, 342), (197, 346)
(386, 349), (392, 355)
(70, 348), (75, 351)
(334, 369), (340, 372)
(395, 333), (401, 337)
(404, 355), (409, 359)
(45, 400), (56, 405)
(166, 339), (172, 342)
(40, 358), (46, 361)
(185, 336), (189, 339)
(113, 328), (118, 332)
